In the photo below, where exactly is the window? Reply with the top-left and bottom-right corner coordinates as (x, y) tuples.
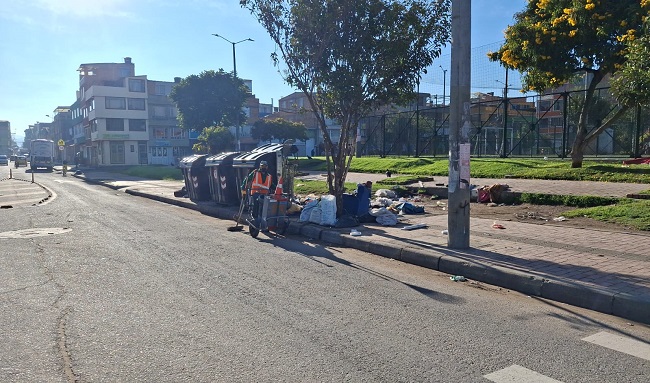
(106, 97), (126, 109)
(90, 119), (98, 133)
(109, 142), (125, 164)
(172, 146), (191, 157)
(127, 98), (145, 110)
(152, 127), (168, 139)
(170, 128), (185, 139)
(553, 101), (563, 111)
(106, 118), (125, 131)
(129, 78), (145, 92)
(128, 119), (146, 132)
(152, 105), (176, 119)
(150, 146), (168, 157)
(538, 101), (551, 111)
(155, 83), (171, 96)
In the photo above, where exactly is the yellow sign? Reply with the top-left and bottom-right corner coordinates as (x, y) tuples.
(57, 139), (65, 146)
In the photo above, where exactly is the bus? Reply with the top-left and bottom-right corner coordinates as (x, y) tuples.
(30, 139), (56, 171)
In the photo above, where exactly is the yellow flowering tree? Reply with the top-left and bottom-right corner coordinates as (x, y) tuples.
(488, 0), (649, 167)
(611, 16), (650, 108)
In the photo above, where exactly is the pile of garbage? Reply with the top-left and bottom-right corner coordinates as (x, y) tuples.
(367, 188), (425, 226)
(291, 186), (427, 228)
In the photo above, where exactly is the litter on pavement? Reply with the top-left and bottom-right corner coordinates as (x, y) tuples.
(401, 223), (428, 231)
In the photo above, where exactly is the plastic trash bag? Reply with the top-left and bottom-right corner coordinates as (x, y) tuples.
(396, 202), (425, 214)
(375, 189), (396, 198)
(319, 195), (337, 226)
(309, 207), (323, 224)
(300, 200), (319, 222)
(369, 207), (391, 217)
(376, 214), (398, 226)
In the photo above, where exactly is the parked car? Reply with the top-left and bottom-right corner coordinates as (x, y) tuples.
(15, 156), (28, 167)
(0, 155), (8, 166)
(10, 154), (17, 161)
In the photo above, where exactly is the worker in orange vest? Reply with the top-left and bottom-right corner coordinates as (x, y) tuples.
(242, 160), (275, 216)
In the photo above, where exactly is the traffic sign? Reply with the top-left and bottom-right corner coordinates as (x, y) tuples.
(59, 146), (64, 151)
(57, 139), (65, 146)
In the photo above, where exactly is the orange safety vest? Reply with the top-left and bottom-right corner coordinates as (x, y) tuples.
(250, 171), (272, 195)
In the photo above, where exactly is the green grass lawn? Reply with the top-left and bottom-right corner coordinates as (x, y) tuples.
(115, 165), (184, 181)
(563, 199), (650, 231)
(301, 157), (650, 183)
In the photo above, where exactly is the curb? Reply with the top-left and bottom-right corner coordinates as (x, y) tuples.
(74, 174), (650, 325)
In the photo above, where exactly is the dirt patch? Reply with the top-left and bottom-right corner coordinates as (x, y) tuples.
(421, 199), (645, 233)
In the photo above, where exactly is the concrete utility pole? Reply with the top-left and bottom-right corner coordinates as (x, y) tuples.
(447, 0), (471, 248)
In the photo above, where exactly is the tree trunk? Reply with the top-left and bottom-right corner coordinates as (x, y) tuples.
(570, 127), (587, 168)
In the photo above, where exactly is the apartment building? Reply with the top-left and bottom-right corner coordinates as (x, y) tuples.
(147, 78), (195, 165)
(26, 57), (274, 166)
(269, 92), (342, 156)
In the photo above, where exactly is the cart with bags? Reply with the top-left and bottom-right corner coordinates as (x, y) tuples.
(245, 189), (291, 238)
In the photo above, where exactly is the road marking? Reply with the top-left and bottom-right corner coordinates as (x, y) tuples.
(484, 365), (564, 383)
(582, 331), (650, 361)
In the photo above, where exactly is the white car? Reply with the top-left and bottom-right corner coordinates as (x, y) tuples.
(0, 155), (8, 166)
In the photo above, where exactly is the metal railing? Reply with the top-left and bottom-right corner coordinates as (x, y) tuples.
(357, 87), (650, 158)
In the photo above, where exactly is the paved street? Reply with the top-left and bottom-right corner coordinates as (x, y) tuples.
(58, 167), (650, 325)
(1, 169), (649, 382)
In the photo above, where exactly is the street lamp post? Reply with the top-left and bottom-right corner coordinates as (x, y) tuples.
(212, 33), (254, 152)
(440, 65), (448, 106)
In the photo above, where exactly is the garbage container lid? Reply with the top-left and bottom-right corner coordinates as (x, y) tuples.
(205, 152), (239, 166)
(179, 154), (207, 168)
(233, 144), (285, 168)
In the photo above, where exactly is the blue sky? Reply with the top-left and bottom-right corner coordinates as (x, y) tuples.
(0, 0), (526, 145)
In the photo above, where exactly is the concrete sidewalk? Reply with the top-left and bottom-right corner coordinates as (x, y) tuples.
(71, 168), (650, 325)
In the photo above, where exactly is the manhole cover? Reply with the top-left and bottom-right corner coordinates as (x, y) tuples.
(0, 228), (72, 239)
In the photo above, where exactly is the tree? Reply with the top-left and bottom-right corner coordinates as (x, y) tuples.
(169, 70), (248, 134)
(192, 126), (234, 154)
(251, 118), (308, 143)
(241, 0), (451, 212)
(488, 0), (649, 167)
(611, 16), (650, 107)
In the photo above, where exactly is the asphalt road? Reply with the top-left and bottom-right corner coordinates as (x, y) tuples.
(1, 168), (649, 382)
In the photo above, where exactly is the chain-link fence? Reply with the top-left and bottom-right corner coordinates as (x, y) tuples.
(357, 87), (650, 158)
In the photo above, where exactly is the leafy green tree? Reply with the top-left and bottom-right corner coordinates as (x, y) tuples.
(251, 118), (308, 143)
(611, 16), (650, 106)
(242, 0), (451, 211)
(488, 0), (649, 167)
(170, 70), (248, 134)
(192, 125), (234, 154)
